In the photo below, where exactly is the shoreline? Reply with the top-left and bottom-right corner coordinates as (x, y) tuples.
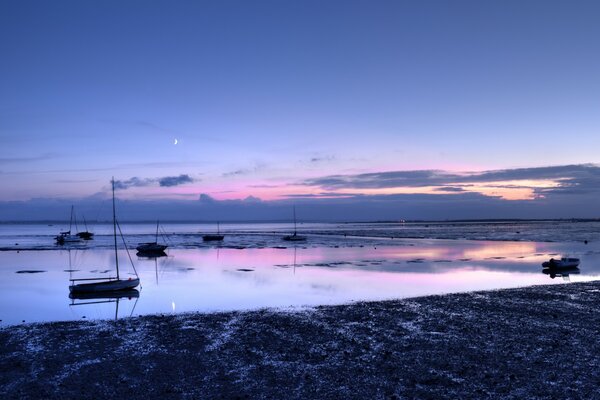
(2, 281), (599, 398)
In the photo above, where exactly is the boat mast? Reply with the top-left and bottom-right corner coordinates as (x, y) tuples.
(155, 220), (159, 242)
(69, 205), (74, 233)
(293, 206), (297, 235)
(112, 178), (120, 280)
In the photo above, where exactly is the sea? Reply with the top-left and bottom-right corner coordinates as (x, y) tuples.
(1, 220), (599, 325)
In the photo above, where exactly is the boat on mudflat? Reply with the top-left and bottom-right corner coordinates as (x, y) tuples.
(69, 277), (140, 294)
(542, 257), (580, 269)
(69, 178), (140, 294)
(56, 206), (83, 244)
(282, 206), (306, 242)
(136, 220), (168, 254)
(203, 222), (224, 242)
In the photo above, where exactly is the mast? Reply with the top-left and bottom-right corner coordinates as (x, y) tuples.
(217, 221), (220, 234)
(155, 220), (159, 242)
(73, 208), (79, 233)
(293, 206), (297, 235)
(69, 205), (74, 233)
(112, 178), (120, 279)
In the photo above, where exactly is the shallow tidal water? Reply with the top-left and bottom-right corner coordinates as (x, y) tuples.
(1, 237), (599, 325)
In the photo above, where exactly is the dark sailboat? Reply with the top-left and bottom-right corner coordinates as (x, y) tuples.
(76, 215), (94, 240)
(282, 206), (306, 242)
(203, 222), (225, 242)
(136, 220), (168, 255)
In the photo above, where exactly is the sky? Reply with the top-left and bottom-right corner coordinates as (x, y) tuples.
(1, 0), (600, 221)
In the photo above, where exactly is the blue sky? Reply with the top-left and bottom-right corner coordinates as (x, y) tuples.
(1, 1), (600, 220)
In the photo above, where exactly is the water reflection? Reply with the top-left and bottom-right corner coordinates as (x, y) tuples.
(543, 267), (581, 281)
(1, 239), (600, 325)
(68, 289), (140, 320)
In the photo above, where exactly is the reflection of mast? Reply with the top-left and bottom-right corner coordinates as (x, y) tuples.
(69, 290), (140, 321)
(293, 246), (297, 275)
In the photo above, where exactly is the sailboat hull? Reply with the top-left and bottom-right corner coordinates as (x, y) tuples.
(203, 234), (224, 241)
(69, 289), (140, 300)
(282, 234), (306, 242)
(136, 242), (168, 253)
(69, 278), (140, 293)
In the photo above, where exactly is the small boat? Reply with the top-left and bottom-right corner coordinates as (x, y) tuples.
(69, 178), (140, 294)
(69, 277), (140, 293)
(56, 206), (82, 244)
(282, 206), (306, 242)
(203, 222), (224, 242)
(136, 220), (168, 254)
(56, 231), (82, 244)
(542, 257), (580, 269)
(76, 215), (94, 240)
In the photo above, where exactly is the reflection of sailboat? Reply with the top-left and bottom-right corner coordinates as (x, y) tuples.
(203, 222), (224, 242)
(69, 178), (140, 293)
(136, 220), (168, 254)
(282, 206), (306, 242)
(543, 266), (580, 281)
(56, 206), (83, 244)
(69, 290), (140, 321)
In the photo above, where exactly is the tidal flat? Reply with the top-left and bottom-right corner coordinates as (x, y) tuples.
(2, 280), (599, 399)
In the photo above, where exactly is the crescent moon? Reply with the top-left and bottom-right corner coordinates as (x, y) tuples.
(173, 138), (178, 145)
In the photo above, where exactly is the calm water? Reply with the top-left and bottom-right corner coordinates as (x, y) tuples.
(3, 220), (600, 251)
(1, 236), (599, 325)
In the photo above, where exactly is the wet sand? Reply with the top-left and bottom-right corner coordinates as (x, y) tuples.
(1, 280), (599, 399)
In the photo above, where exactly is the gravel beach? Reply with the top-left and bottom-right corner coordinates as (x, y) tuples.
(2, 281), (600, 399)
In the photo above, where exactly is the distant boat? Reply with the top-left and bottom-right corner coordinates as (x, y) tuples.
(282, 206), (306, 242)
(542, 257), (580, 269)
(56, 205), (82, 244)
(136, 220), (168, 254)
(69, 178), (140, 294)
(203, 222), (224, 242)
(76, 215), (94, 240)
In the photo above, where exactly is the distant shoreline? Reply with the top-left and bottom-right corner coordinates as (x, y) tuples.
(2, 218), (600, 224)
(1, 281), (599, 398)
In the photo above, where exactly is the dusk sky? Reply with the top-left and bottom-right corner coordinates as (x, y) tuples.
(2, 0), (600, 220)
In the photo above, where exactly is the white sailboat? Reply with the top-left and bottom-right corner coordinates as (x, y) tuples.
(69, 178), (140, 294)
(282, 206), (306, 242)
(56, 205), (83, 244)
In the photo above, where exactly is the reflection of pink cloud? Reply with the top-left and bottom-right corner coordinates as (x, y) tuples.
(462, 242), (538, 260)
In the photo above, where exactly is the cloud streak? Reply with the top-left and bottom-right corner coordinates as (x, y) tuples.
(114, 174), (195, 189)
(159, 174), (194, 187)
(302, 164), (600, 200)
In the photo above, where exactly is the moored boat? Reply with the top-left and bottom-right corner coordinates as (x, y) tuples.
(542, 257), (580, 269)
(69, 178), (140, 294)
(203, 222), (224, 242)
(282, 206), (306, 242)
(136, 220), (168, 253)
(56, 206), (82, 244)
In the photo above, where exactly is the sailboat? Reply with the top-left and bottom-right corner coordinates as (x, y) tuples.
(76, 215), (94, 240)
(69, 178), (140, 294)
(56, 205), (83, 244)
(136, 220), (168, 254)
(282, 206), (306, 242)
(203, 222), (225, 241)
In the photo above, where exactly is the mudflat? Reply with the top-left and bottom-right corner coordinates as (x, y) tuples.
(1, 281), (599, 399)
